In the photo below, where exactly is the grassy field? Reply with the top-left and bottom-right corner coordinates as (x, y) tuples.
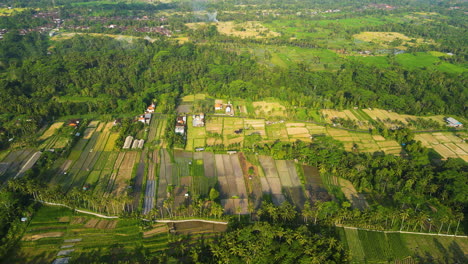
(186, 21), (280, 39)
(353, 31), (427, 50)
(339, 227), (468, 263)
(395, 52), (466, 73)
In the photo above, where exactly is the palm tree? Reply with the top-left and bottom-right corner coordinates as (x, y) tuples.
(302, 201), (313, 224)
(454, 212), (464, 236)
(417, 212), (428, 232)
(438, 215), (450, 235)
(399, 209), (410, 231)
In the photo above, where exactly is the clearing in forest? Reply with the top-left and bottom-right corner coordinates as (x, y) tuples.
(353, 32), (428, 50)
(186, 21), (280, 39)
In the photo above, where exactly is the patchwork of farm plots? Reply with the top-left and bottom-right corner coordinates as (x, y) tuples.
(189, 115), (403, 155)
(38, 121), (71, 149)
(9, 205), (228, 263)
(338, 227), (468, 263)
(154, 150), (353, 216)
(321, 108), (447, 129)
(415, 132), (468, 162)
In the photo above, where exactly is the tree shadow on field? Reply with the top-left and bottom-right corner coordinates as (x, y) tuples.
(448, 241), (467, 263)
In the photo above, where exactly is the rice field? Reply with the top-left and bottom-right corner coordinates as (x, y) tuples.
(39, 122), (64, 140)
(326, 127), (402, 154)
(147, 114), (167, 147)
(415, 132), (468, 161)
(339, 227), (468, 263)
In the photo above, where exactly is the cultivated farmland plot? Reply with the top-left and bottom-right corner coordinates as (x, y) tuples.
(104, 152), (126, 194)
(0, 149), (35, 182)
(14, 151), (42, 179)
(415, 132), (468, 161)
(265, 123), (288, 140)
(215, 154), (248, 214)
(244, 119), (266, 137)
(157, 149), (173, 207)
(303, 165), (331, 202)
(143, 150), (158, 215)
(339, 178), (368, 210)
(111, 151), (139, 196)
(39, 122), (65, 140)
(206, 117), (224, 134)
(258, 155), (285, 205)
(275, 160), (305, 208)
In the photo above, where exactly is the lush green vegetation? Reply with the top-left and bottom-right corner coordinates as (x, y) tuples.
(0, 0), (467, 263)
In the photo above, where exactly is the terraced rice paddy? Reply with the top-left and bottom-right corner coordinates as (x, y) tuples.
(415, 132), (468, 161)
(339, 227), (468, 263)
(7, 205), (157, 264)
(326, 128), (401, 154)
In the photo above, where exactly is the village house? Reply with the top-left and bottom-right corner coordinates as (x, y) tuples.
(67, 119), (81, 127)
(137, 114), (151, 125)
(446, 117), (463, 128)
(146, 103), (155, 113)
(215, 103), (223, 110)
(175, 116), (186, 135)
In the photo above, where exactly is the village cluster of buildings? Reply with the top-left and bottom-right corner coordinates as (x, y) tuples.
(0, 10), (172, 40)
(215, 101), (233, 116)
(137, 103), (155, 125)
(174, 113), (205, 136)
(123, 136), (144, 149)
(175, 116), (187, 135)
